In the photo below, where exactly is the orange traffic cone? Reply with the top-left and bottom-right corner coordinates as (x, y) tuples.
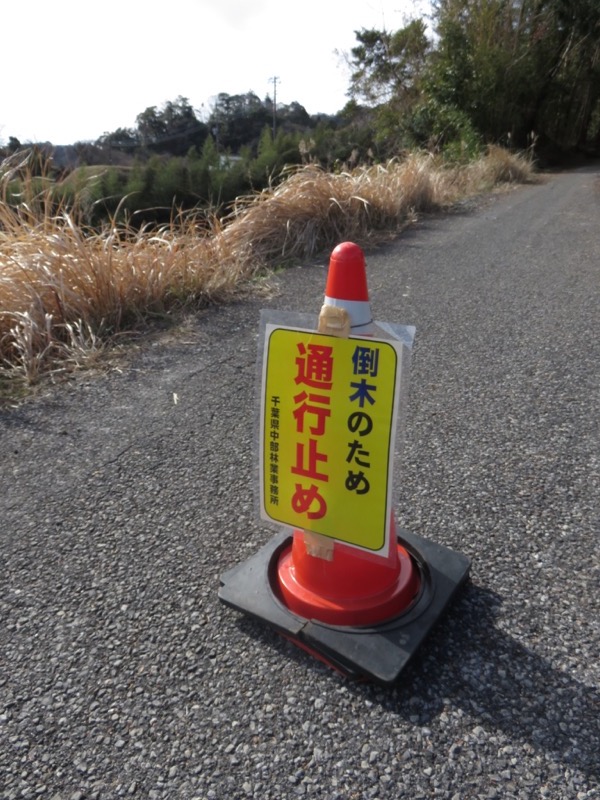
(219, 241), (471, 685)
(323, 240), (373, 330)
(275, 242), (421, 626)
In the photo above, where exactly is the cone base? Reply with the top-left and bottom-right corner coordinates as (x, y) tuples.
(218, 528), (471, 685)
(276, 542), (421, 626)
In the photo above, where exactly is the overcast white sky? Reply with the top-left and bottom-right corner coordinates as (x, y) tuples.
(1, 0), (431, 146)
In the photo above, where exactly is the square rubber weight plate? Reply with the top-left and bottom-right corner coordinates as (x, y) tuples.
(219, 529), (471, 686)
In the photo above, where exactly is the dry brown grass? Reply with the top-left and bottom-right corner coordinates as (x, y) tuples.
(221, 153), (446, 262)
(0, 147), (535, 394)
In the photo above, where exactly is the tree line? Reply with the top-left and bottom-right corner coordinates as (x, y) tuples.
(3, 0), (598, 225)
(348, 0), (600, 159)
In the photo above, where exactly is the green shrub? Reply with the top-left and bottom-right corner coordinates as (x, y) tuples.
(405, 99), (482, 162)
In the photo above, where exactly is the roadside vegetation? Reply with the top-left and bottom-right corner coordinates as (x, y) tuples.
(0, 146), (536, 398)
(4, 0), (596, 399)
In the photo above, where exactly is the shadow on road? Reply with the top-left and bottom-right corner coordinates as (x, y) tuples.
(235, 581), (598, 784)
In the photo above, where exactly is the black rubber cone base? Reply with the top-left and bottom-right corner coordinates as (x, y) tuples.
(218, 529), (471, 686)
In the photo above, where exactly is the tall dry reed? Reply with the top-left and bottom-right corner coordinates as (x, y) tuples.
(0, 148), (535, 391)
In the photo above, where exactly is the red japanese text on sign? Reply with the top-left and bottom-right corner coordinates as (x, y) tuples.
(289, 342), (334, 521)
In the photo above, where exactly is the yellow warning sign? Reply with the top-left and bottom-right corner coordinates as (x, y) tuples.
(260, 325), (402, 553)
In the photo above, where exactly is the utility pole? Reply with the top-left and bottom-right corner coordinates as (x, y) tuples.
(269, 76), (279, 138)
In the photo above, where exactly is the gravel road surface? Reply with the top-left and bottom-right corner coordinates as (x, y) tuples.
(1, 166), (599, 799)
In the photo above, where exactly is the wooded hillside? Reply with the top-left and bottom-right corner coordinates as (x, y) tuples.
(2, 1), (598, 225)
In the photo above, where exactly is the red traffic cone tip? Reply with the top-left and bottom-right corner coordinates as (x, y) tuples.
(325, 242), (369, 302)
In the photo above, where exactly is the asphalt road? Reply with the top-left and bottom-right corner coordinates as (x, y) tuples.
(1, 165), (599, 799)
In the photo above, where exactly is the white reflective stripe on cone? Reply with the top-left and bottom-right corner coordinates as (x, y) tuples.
(323, 296), (373, 329)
